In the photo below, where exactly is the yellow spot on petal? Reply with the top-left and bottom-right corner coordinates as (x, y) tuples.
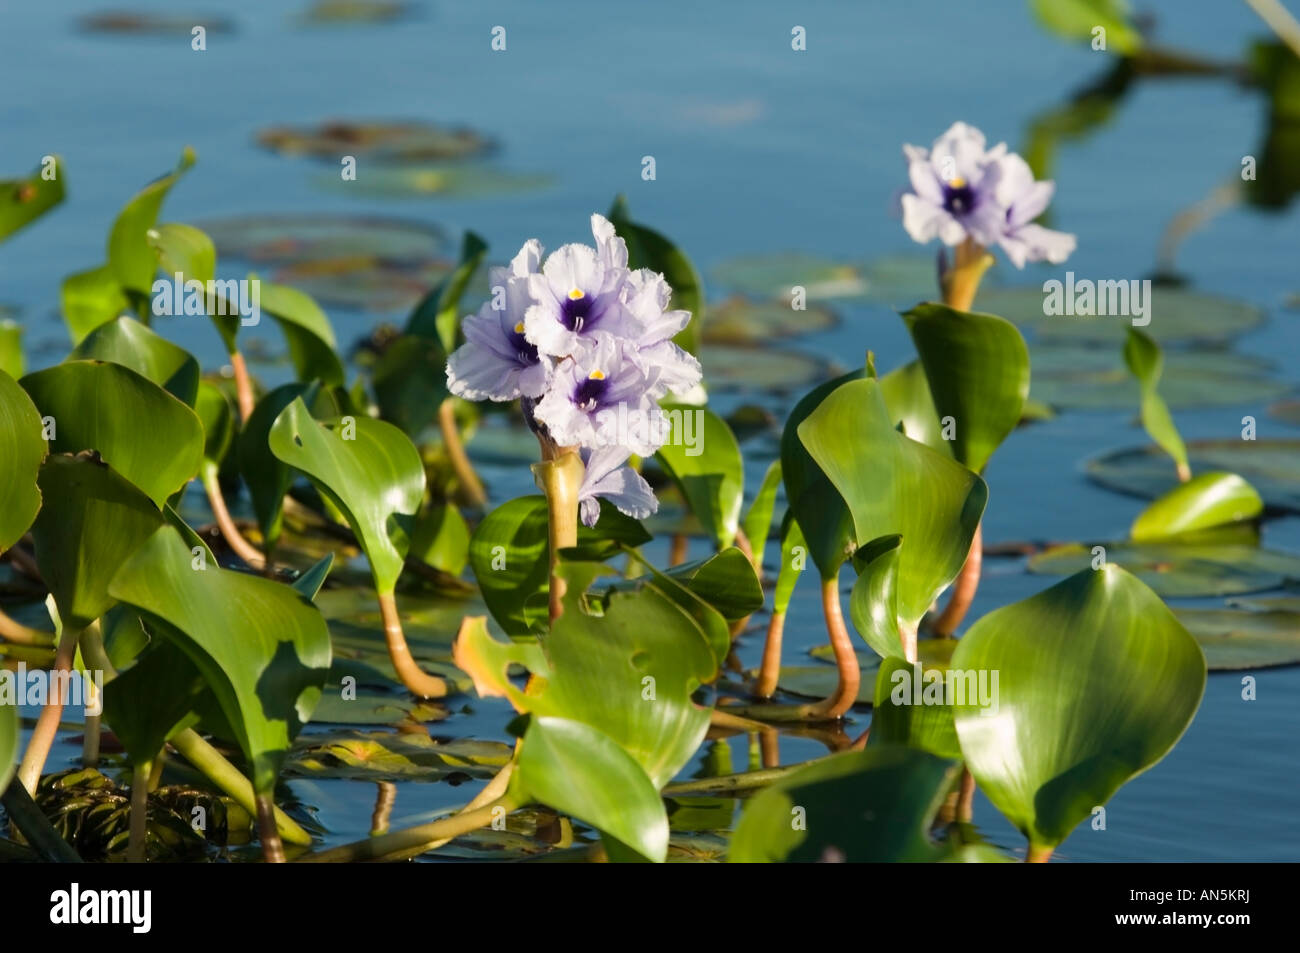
(589, 369), (605, 380)
(568, 287), (585, 300)
(949, 176), (967, 188)
(514, 321), (525, 333)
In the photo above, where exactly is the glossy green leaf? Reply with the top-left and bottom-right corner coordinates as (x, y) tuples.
(108, 525), (332, 792)
(195, 381), (234, 467)
(0, 369), (46, 553)
(455, 561), (718, 788)
(1089, 439), (1300, 513)
(406, 230), (487, 352)
(269, 397), (424, 593)
(1124, 328), (1188, 477)
(656, 404), (743, 549)
(773, 514), (807, 615)
(21, 361), (204, 507)
(257, 278), (345, 386)
(952, 566), (1205, 854)
(237, 382), (319, 551)
(147, 222), (215, 283)
(103, 640), (204, 768)
(408, 502), (470, 576)
(0, 704), (16, 796)
(372, 334), (449, 438)
(108, 148), (196, 293)
(740, 459), (781, 570)
(69, 316), (199, 406)
(0, 319), (22, 379)
(30, 455), (165, 631)
(512, 716), (669, 863)
(468, 495), (650, 635)
(1029, 0), (1141, 55)
(878, 359), (947, 453)
(0, 156), (65, 242)
(904, 303), (1030, 473)
(870, 657), (961, 759)
(798, 378), (987, 626)
(61, 264), (130, 345)
(1131, 471), (1264, 541)
(621, 546), (763, 625)
(728, 747), (964, 862)
(848, 535), (904, 658)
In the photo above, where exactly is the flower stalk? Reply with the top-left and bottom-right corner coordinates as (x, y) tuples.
(533, 450), (584, 622)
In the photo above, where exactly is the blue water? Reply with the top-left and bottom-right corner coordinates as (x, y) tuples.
(3, 0), (1298, 861)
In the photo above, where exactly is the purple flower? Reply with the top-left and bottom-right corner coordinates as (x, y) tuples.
(900, 122), (1075, 268)
(621, 268), (702, 397)
(532, 335), (664, 456)
(524, 214), (642, 359)
(577, 445), (657, 527)
(446, 241), (550, 401)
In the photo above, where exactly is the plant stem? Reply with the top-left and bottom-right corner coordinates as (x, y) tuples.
(755, 609), (787, 699)
(0, 607), (55, 646)
(79, 620), (106, 768)
(169, 729), (312, 846)
(296, 794), (518, 863)
(806, 576), (859, 720)
(229, 350), (255, 423)
(128, 763), (149, 863)
(255, 791), (285, 863)
(1245, 0), (1300, 58)
(932, 524), (982, 637)
(669, 534), (688, 567)
(661, 760), (826, 797)
(370, 782), (397, 835)
(16, 622), (81, 794)
(0, 781), (80, 863)
(376, 589), (448, 698)
(1026, 843), (1054, 863)
(534, 451), (583, 623)
(438, 398), (487, 507)
(201, 465), (266, 568)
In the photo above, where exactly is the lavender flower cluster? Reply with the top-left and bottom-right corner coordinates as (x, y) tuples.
(446, 215), (701, 527)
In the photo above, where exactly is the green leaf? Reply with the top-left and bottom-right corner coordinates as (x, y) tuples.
(268, 397), (425, 593)
(21, 361), (204, 507)
(372, 334), (449, 438)
(69, 316), (200, 406)
(108, 147), (196, 293)
(797, 377), (987, 627)
(108, 525), (332, 792)
(780, 369), (863, 579)
(728, 747), (964, 862)
(1131, 471), (1264, 541)
(0, 319), (22, 378)
(0, 155), (65, 242)
(609, 196), (703, 357)
(103, 640), (204, 768)
(256, 278), (345, 387)
(406, 230), (488, 353)
(408, 502), (470, 576)
(467, 496), (650, 635)
(237, 382), (317, 552)
(952, 566), (1205, 854)
(878, 359), (947, 453)
(289, 552), (335, 601)
(0, 703), (16, 796)
(30, 455), (165, 632)
(455, 561), (718, 788)
(869, 657), (961, 760)
(848, 535), (904, 658)
(669, 547), (763, 621)
(1124, 328), (1188, 477)
(0, 369), (46, 553)
(903, 303), (1029, 473)
(773, 514), (807, 615)
(740, 459), (782, 570)
(511, 716), (669, 863)
(147, 222), (215, 283)
(61, 264), (130, 345)
(195, 381), (235, 467)
(656, 404), (743, 549)
(1029, 0), (1142, 56)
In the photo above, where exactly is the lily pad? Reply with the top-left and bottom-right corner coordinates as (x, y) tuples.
(1028, 540), (1300, 597)
(1174, 605), (1300, 670)
(1088, 439), (1300, 513)
(308, 687), (451, 725)
(1030, 345), (1288, 410)
(77, 12), (235, 34)
(315, 165), (551, 199)
(271, 258), (452, 313)
(284, 731), (509, 780)
(700, 344), (832, 393)
(972, 287), (1264, 345)
(700, 297), (836, 345)
(1270, 399), (1300, 426)
(748, 664), (876, 705)
(198, 214), (448, 266)
(710, 253), (868, 301)
(298, 1), (415, 25)
(259, 120), (491, 161)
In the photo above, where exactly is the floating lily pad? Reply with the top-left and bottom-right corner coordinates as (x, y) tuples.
(750, 665), (876, 705)
(259, 120), (492, 161)
(271, 258), (451, 313)
(973, 287), (1264, 345)
(700, 344), (832, 393)
(701, 296), (836, 345)
(298, 1), (415, 25)
(1028, 541), (1300, 597)
(1030, 345), (1288, 410)
(78, 12), (235, 34)
(310, 688), (449, 725)
(285, 731), (510, 780)
(710, 254), (868, 301)
(316, 165), (551, 199)
(808, 639), (957, 667)
(1270, 399), (1300, 426)
(1174, 605), (1300, 670)
(1088, 440), (1300, 513)
(199, 214), (449, 266)
(862, 255), (944, 307)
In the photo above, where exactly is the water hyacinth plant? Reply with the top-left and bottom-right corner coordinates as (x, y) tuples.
(8, 86), (1263, 869)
